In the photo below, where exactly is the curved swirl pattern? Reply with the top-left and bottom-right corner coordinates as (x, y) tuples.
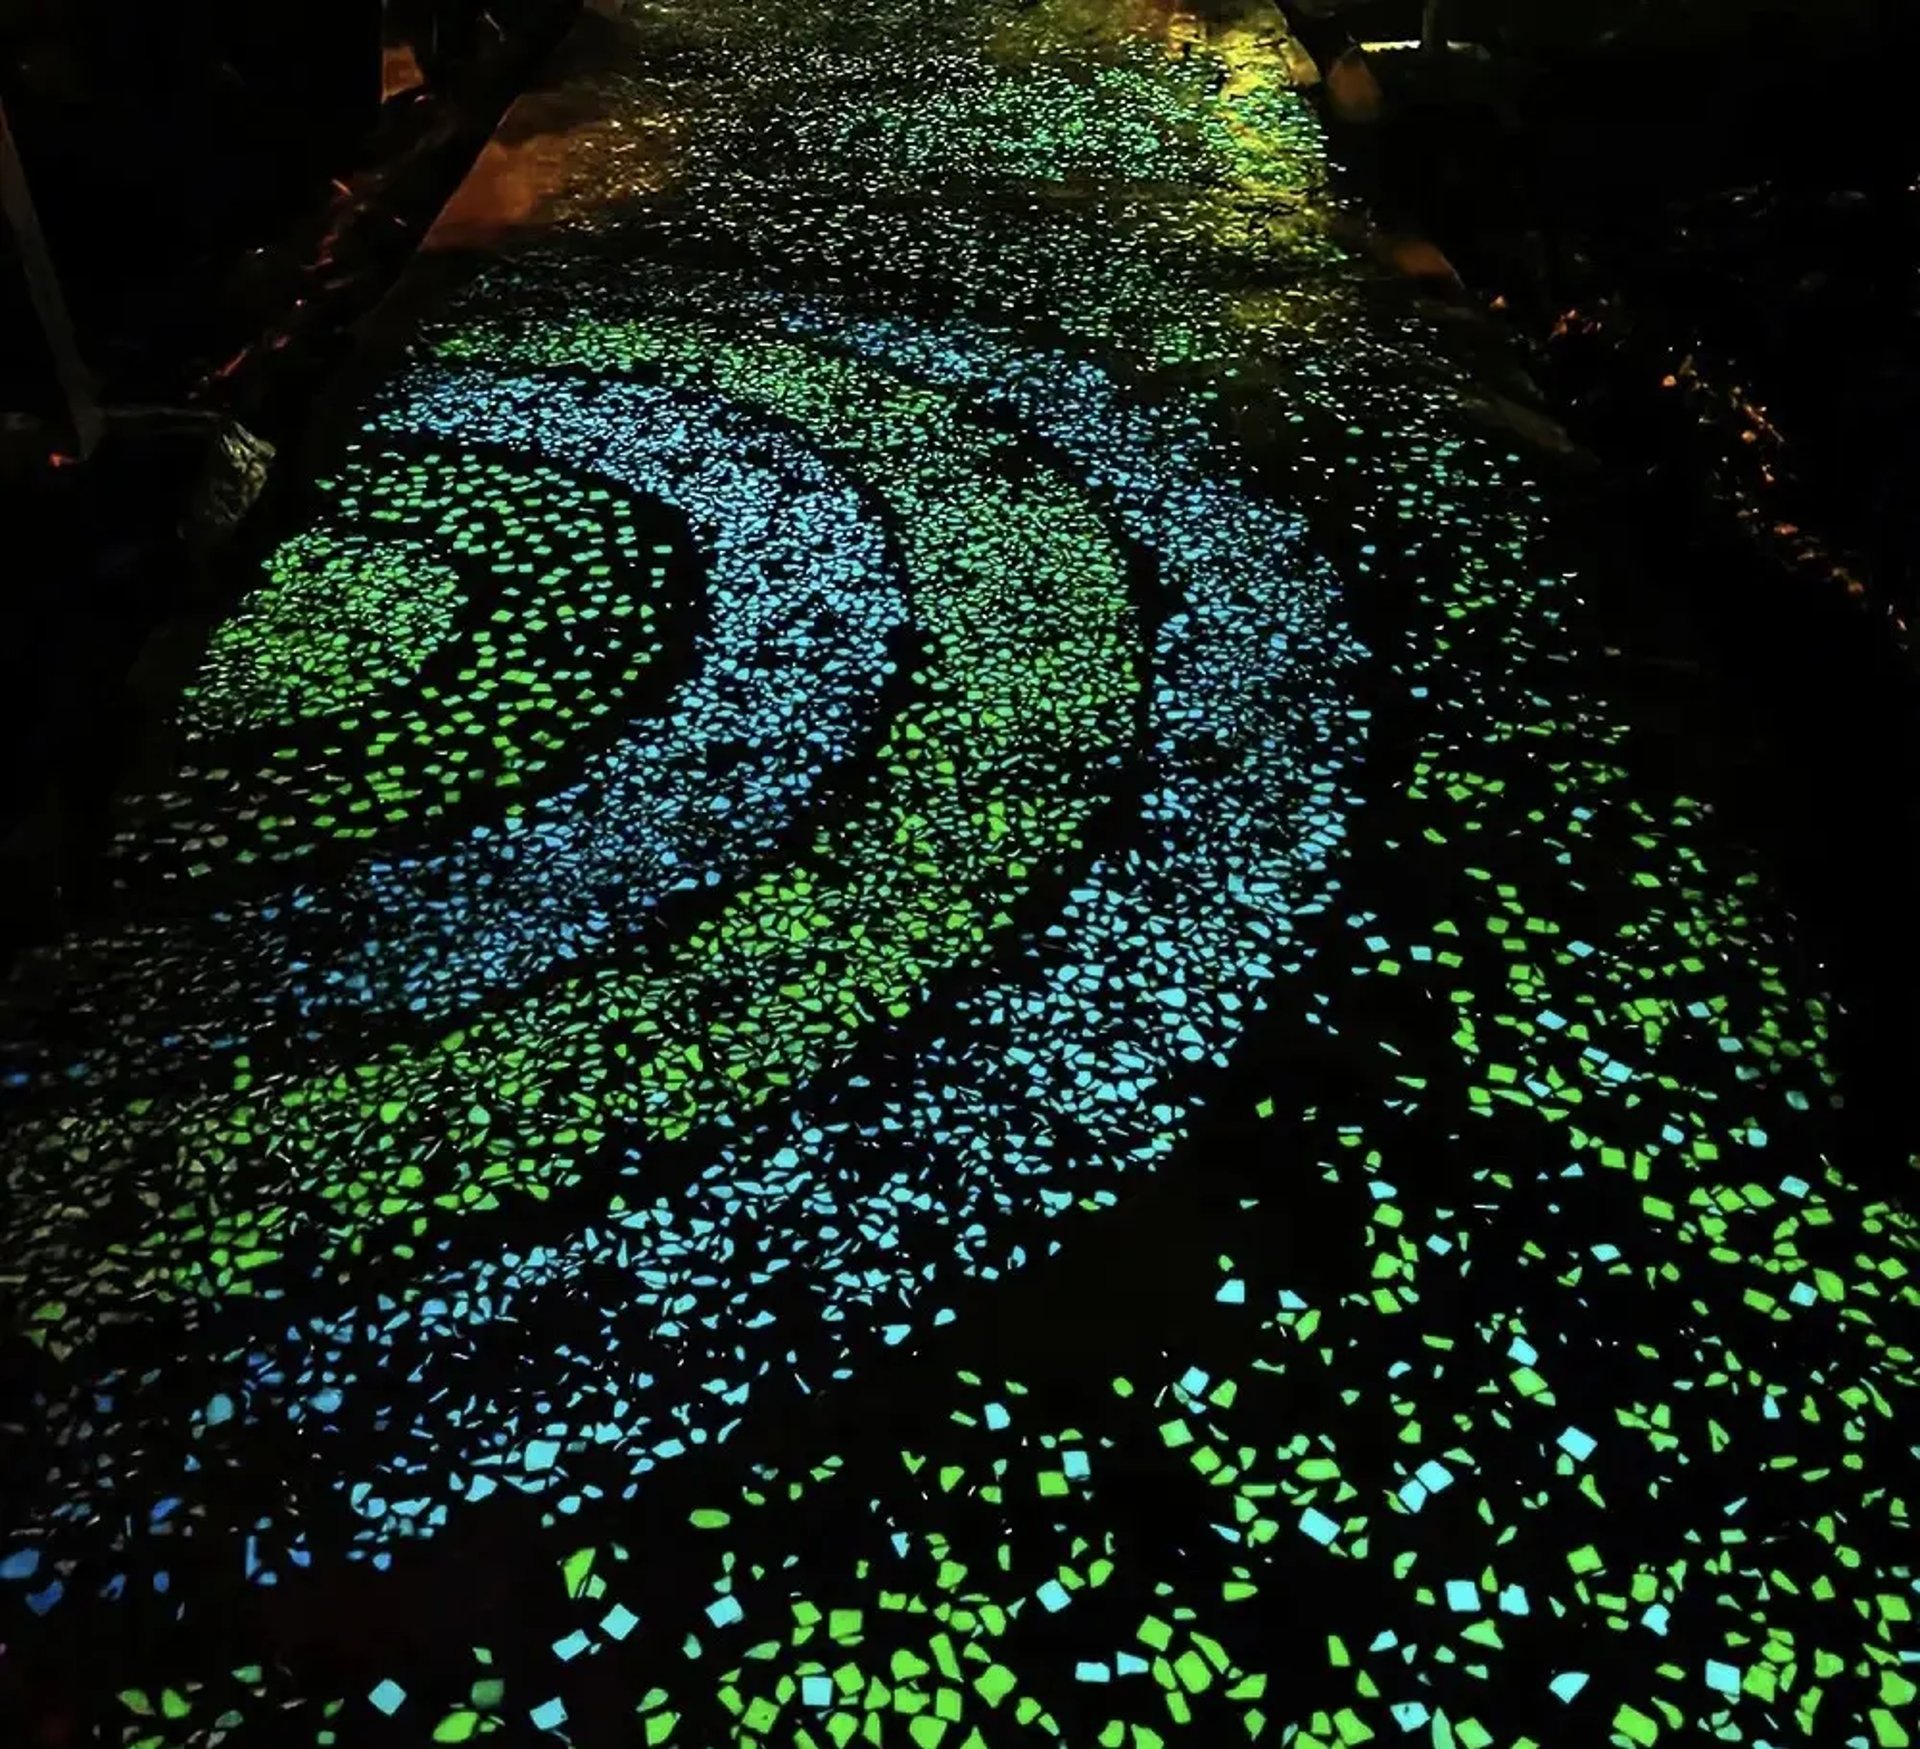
(6, 382), (907, 1090)
(0, 277), (1357, 1586)
(138, 448), (674, 875)
(4, 7), (1912, 1749)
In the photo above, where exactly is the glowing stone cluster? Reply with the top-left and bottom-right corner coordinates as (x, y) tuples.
(141, 448), (670, 876)
(0, 3), (1912, 1748)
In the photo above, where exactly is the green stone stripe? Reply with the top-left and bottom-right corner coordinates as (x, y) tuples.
(18, 321), (1141, 1332)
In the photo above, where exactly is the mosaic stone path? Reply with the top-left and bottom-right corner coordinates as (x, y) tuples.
(2, 2), (1915, 1745)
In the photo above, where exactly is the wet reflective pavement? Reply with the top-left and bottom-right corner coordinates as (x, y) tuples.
(2, 2), (1915, 1744)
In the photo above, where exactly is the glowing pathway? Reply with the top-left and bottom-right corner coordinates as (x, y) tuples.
(0, 3), (1912, 1747)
